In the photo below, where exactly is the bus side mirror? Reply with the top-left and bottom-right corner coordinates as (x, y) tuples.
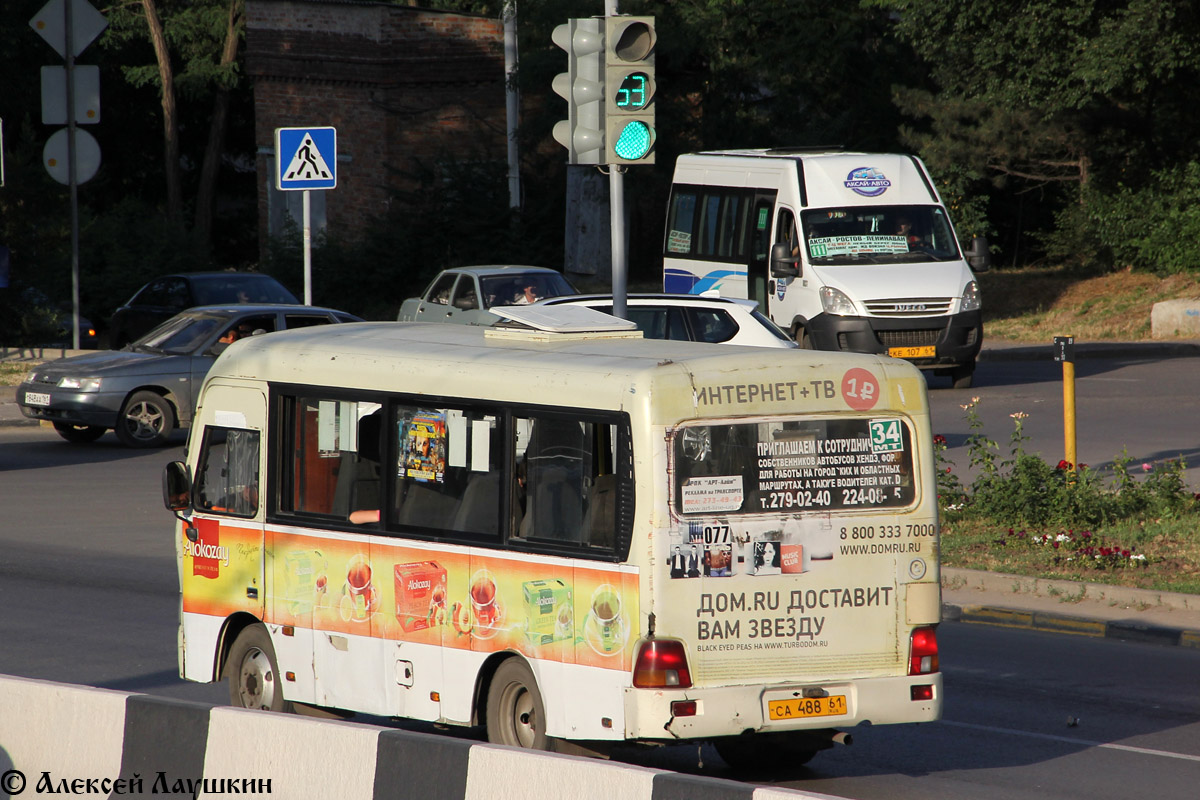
(163, 460), (199, 542)
(770, 243), (800, 278)
(964, 236), (991, 273)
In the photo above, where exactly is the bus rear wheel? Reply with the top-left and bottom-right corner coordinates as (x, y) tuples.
(225, 624), (289, 712)
(486, 658), (552, 750)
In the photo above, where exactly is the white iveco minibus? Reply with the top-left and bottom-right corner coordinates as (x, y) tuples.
(664, 148), (992, 388)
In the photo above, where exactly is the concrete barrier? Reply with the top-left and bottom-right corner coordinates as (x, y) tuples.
(0, 675), (843, 800)
(1151, 298), (1200, 338)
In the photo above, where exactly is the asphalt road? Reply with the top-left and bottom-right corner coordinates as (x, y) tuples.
(4, 348), (1200, 800)
(927, 351), (1200, 488)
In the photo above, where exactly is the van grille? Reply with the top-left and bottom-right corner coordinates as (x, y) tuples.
(878, 329), (942, 348)
(863, 298), (952, 317)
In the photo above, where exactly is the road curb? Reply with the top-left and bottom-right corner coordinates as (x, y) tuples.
(942, 602), (1200, 648)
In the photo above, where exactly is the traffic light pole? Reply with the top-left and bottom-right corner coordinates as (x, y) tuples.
(606, 0), (626, 320)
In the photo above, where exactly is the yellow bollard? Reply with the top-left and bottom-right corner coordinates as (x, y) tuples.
(1054, 336), (1077, 472)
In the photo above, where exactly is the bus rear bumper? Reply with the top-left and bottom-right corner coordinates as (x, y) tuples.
(622, 672), (942, 742)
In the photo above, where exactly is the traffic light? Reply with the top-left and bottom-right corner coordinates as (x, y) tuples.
(604, 15), (656, 164)
(552, 18), (605, 165)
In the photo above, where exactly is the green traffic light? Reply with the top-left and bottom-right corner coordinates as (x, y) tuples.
(613, 120), (653, 160)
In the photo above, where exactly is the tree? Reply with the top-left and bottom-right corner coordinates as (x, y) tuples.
(103, 0), (247, 251)
(874, 0), (1200, 266)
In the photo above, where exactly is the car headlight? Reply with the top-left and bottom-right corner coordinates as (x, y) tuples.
(961, 280), (981, 312)
(24, 371), (39, 385)
(57, 376), (102, 392)
(819, 286), (857, 316)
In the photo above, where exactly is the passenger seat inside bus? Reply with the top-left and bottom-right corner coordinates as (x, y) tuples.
(334, 411), (382, 520)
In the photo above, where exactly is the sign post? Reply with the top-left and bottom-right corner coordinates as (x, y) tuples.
(275, 127), (337, 305)
(30, 0), (108, 349)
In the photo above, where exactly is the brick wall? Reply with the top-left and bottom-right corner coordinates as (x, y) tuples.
(247, 0), (505, 250)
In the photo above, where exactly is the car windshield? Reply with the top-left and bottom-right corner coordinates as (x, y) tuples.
(803, 205), (960, 265)
(133, 312), (225, 355)
(192, 275), (298, 305)
(480, 272), (576, 308)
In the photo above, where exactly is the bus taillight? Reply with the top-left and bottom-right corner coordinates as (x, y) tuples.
(908, 626), (939, 675)
(633, 639), (692, 688)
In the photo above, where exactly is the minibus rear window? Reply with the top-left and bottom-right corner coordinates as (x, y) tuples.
(671, 417), (916, 514)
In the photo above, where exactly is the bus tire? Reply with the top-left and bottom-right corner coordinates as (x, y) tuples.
(115, 390), (175, 448)
(486, 658), (552, 750)
(225, 624), (290, 712)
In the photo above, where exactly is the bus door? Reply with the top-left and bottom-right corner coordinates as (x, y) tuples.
(182, 383), (267, 681)
(746, 191), (778, 309)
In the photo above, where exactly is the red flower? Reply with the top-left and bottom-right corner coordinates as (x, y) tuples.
(1057, 459), (1073, 470)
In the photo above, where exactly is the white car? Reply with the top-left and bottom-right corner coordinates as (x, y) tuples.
(535, 294), (797, 349)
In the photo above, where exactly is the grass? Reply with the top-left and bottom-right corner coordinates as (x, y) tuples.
(979, 266), (1200, 342)
(941, 514), (1200, 595)
(0, 362), (33, 387)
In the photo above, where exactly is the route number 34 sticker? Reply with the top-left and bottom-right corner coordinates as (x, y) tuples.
(869, 418), (903, 452)
(841, 368), (879, 410)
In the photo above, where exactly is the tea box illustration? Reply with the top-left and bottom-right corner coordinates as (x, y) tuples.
(283, 549), (327, 614)
(394, 560), (448, 631)
(522, 579), (573, 646)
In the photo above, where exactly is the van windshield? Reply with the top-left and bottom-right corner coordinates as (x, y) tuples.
(803, 205), (959, 265)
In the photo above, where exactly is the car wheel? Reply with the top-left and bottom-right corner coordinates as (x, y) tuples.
(794, 326), (814, 349)
(224, 624), (290, 712)
(486, 658), (553, 751)
(115, 390), (175, 448)
(52, 422), (107, 444)
(951, 361), (975, 390)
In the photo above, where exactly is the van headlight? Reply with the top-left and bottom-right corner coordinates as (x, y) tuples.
(961, 280), (981, 312)
(57, 376), (102, 392)
(819, 286), (857, 316)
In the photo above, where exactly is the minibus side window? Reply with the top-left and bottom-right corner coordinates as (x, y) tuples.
(390, 404), (501, 539)
(280, 396), (382, 520)
(512, 414), (619, 550)
(195, 427), (260, 517)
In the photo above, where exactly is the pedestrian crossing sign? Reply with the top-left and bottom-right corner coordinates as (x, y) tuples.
(275, 126), (336, 191)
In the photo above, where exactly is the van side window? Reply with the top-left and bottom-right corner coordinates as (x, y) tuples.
(390, 405), (502, 539)
(195, 427), (260, 517)
(280, 396), (382, 520)
(776, 208), (799, 255)
(512, 414), (622, 551)
(666, 184), (760, 263)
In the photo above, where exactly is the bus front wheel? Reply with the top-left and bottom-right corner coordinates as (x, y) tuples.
(225, 624), (289, 712)
(486, 658), (552, 750)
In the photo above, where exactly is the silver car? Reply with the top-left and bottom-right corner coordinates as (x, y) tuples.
(397, 265), (578, 326)
(17, 304), (360, 447)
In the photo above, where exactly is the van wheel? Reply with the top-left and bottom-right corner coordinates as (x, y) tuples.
(793, 326), (813, 349)
(951, 362), (975, 390)
(487, 658), (553, 750)
(115, 390), (174, 447)
(225, 624), (290, 712)
(52, 422), (106, 443)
